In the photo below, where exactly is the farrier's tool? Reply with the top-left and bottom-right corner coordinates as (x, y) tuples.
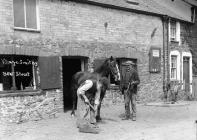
(86, 102), (96, 112)
(84, 102), (96, 118)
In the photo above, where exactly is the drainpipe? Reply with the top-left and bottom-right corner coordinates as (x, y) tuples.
(166, 18), (170, 84)
(162, 15), (170, 99)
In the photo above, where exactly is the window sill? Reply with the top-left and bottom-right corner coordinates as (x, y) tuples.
(13, 27), (41, 33)
(110, 84), (120, 90)
(170, 40), (179, 44)
(170, 78), (177, 81)
(0, 89), (44, 98)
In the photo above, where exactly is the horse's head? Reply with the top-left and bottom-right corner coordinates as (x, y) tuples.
(108, 56), (120, 82)
(94, 56), (120, 82)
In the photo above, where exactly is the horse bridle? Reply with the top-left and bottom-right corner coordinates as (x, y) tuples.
(109, 61), (120, 81)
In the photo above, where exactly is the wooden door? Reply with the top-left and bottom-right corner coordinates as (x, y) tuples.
(183, 57), (190, 92)
(193, 76), (197, 98)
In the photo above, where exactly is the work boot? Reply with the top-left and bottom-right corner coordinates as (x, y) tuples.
(90, 123), (99, 128)
(122, 116), (130, 120)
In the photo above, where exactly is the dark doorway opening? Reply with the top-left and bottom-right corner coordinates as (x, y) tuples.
(62, 57), (81, 112)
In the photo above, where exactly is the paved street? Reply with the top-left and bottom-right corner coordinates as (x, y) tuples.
(1, 101), (197, 140)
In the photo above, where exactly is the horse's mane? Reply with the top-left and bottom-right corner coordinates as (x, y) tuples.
(94, 59), (110, 77)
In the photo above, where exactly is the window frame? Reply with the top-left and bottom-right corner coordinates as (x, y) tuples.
(169, 19), (180, 44)
(170, 20), (176, 41)
(13, 0), (40, 31)
(171, 55), (177, 80)
(0, 55), (39, 92)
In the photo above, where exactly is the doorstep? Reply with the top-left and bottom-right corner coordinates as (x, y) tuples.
(144, 101), (190, 107)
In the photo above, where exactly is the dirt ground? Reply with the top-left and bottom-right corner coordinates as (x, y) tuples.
(1, 101), (197, 140)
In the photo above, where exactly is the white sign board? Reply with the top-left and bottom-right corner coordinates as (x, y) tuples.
(152, 50), (160, 57)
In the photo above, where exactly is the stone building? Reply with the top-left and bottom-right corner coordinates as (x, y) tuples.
(0, 0), (196, 122)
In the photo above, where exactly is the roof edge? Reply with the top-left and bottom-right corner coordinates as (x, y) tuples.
(65, 0), (193, 23)
(182, 0), (197, 6)
(66, 0), (164, 17)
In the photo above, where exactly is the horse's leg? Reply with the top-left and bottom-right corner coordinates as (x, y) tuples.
(96, 91), (105, 122)
(71, 96), (76, 116)
(96, 102), (102, 122)
(71, 92), (77, 116)
(71, 86), (77, 116)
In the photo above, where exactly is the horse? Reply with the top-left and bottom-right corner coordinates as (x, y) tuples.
(70, 56), (120, 121)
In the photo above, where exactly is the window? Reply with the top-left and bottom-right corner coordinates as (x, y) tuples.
(191, 7), (196, 23)
(170, 20), (176, 41)
(169, 20), (180, 43)
(171, 56), (177, 79)
(13, 0), (39, 30)
(0, 55), (39, 91)
(0, 55), (61, 92)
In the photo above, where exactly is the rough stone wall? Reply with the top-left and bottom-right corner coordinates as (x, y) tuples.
(0, 90), (63, 123)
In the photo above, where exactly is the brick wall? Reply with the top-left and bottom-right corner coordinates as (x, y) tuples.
(169, 21), (193, 100)
(38, 1), (162, 44)
(0, 0), (164, 122)
(190, 15), (197, 75)
(42, 0), (163, 102)
(0, 0), (13, 45)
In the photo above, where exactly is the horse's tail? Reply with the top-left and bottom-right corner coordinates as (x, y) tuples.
(70, 71), (85, 116)
(70, 73), (78, 116)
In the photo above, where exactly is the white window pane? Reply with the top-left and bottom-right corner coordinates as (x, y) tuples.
(171, 56), (177, 68)
(13, 0), (25, 28)
(26, 0), (37, 29)
(171, 56), (177, 79)
(171, 68), (177, 79)
(171, 69), (174, 78)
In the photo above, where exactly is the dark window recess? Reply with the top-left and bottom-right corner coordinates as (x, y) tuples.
(39, 56), (61, 90)
(191, 7), (196, 23)
(0, 55), (38, 91)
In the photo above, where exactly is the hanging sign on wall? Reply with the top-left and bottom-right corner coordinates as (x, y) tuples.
(149, 47), (161, 73)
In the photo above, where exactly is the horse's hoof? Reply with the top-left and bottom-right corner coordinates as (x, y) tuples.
(71, 112), (75, 117)
(96, 116), (102, 122)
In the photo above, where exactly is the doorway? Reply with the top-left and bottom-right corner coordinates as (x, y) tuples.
(62, 57), (81, 112)
(183, 57), (190, 92)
